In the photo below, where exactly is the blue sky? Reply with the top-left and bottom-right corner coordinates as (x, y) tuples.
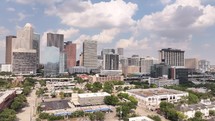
(0, 0), (215, 64)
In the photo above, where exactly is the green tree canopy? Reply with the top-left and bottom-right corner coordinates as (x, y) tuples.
(104, 95), (119, 106)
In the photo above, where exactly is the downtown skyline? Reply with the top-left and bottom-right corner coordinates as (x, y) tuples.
(0, 0), (215, 64)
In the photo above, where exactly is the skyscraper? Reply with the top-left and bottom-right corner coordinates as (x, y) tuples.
(103, 53), (119, 70)
(185, 58), (198, 70)
(5, 35), (16, 64)
(159, 48), (185, 66)
(47, 33), (64, 52)
(140, 56), (158, 74)
(64, 41), (76, 69)
(83, 40), (97, 68)
(10, 23), (38, 74)
(33, 34), (40, 67)
(198, 60), (210, 73)
(101, 49), (115, 58)
(117, 48), (124, 56)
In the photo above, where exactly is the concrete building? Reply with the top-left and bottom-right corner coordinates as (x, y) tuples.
(127, 66), (140, 74)
(68, 66), (91, 74)
(149, 78), (179, 87)
(79, 52), (84, 66)
(89, 75), (124, 82)
(159, 48), (185, 66)
(64, 42), (76, 69)
(83, 40), (97, 69)
(179, 99), (215, 118)
(185, 58), (198, 70)
(128, 55), (140, 66)
(129, 116), (153, 121)
(198, 60), (210, 73)
(117, 48), (124, 56)
(59, 52), (65, 73)
(127, 88), (188, 108)
(169, 67), (189, 81)
(150, 63), (171, 78)
(12, 50), (37, 74)
(0, 64), (12, 72)
(140, 57), (158, 74)
(101, 49), (115, 59)
(71, 92), (110, 106)
(103, 53), (119, 70)
(100, 70), (122, 76)
(44, 62), (59, 77)
(0, 90), (16, 111)
(33, 33), (40, 67)
(5, 35), (16, 64)
(47, 33), (64, 52)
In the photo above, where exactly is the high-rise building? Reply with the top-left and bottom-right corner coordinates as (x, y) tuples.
(128, 55), (140, 66)
(83, 40), (97, 68)
(103, 53), (119, 70)
(47, 33), (64, 52)
(185, 58), (198, 70)
(159, 48), (185, 66)
(140, 56), (158, 74)
(198, 60), (210, 73)
(151, 63), (171, 78)
(117, 48), (124, 56)
(5, 36), (16, 64)
(64, 42), (76, 69)
(9, 23), (38, 74)
(33, 34), (40, 67)
(101, 49), (115, 58)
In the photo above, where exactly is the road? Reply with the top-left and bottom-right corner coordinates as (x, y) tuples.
(16, 89), (37, 121)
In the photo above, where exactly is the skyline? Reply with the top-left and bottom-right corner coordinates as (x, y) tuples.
(1, 0), (215, 64)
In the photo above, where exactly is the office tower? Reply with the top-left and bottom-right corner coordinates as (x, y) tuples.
(198, 60), (210, 73)
(140, 56), (158, 74)
(10, 23), (38, 74)
(47, 33), (64, 72)
(101, 49), (115, 58)
(128, 55), (140, 66)
(103, 53), (119, 70)
(12, 50), (37, 74)
(79, 52), (83, 66)
(47, 33), (64, 52)
(151, 63), (171, 78)
(185, 58), (198, 70)
(83, 40), (97, 68)
(64, 42), (76, 69)
(33, 34), (40, 67)
(117, 48), (124, 56)
(159, 48), (185, 66)
(5, 36), (16, 64)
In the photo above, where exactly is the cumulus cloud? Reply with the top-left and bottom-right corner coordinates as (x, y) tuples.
(92, 28), (120, 43)
(136, 0), (215, 50)
(116, 37), (150, 50)
(160, 0), (172, 5)
(45, 0), (138, 29)
(0, 26), (10, 35)
(6, 7), (15, 12)
(18, 12), (26, 21)
(56, 28), (79, 40)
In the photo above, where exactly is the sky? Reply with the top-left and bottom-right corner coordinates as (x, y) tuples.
(0, 0), (215, 64)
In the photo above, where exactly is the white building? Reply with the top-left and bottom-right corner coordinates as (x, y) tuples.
(129, 116), (154, 121)
(149, 78), (179, 87)
(140, 57), (158, 74)
(127, 88), (188, 109)
(83, 40), (97, 69)
(0, 64), (12, 72)
(198, 60), (210, 73)
(71, 92), (110, 106)
(179, 99), (215, 118)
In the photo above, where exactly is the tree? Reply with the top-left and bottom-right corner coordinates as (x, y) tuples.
(23, 86), (31, 95)
(148, 115), (161, 121)
(92, 82), (102, 92)
(59, 92), (65, 99)
(104, 95), (119, 106)
(118, 93), (129, 99)
(103, 81), (114, 93)
(188, 93), (199, 104)
(209, 110), (215, 116)
(85, 83), (92, 90)
(0, 108), (16, 121)
(195, 111), (203, 119)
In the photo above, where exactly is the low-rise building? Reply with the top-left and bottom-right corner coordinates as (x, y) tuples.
(129, 116), (154, 121)
(100, 70), (122, 76)
(71, 92), (110, 106)
(127, 88), (188, 109)
(89, 75), (124, 82)
(68, 66), (91, 74)
(0, 64), (12, 72)
(0, 90), (16, 111)
(149, 78), (179, 87)
(179, 99), (215, 118)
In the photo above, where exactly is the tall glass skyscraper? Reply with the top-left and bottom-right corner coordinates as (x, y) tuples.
(83, 40), (97, 69)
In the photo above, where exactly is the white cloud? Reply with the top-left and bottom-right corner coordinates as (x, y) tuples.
(18, 12), (26, 21)
(116, 37), (150, 50)
(45, 0), (138, 29)
(138, 0), (215, 44)
(6, 7), (15, 12)
(92, 28), (120, 43)
(160, 0), (172, 5)
(56, 28), (79, 40)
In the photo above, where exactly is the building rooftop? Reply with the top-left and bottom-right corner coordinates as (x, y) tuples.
(78, 92), (110, 98)
(41, 100), (71, 111)
(0, 90), (16, 103)
(127, 88), (187, 97)
(129, 116), (154, 121)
